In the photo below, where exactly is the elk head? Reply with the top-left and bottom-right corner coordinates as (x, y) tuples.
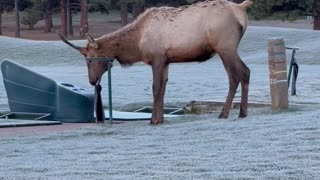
(58, 33), (114, 86)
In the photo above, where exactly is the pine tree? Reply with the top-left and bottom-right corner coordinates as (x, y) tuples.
(15, 0), (20, 37)
(80, 0), (88, 38)
(60, 0), (67, 36)
(0, 0), (14, 35)
(120, 0), (128, 26)
(251, 0), (320, 30)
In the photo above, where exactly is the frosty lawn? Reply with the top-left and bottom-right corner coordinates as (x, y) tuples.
(0, 105), (319, 179)
(0, 26), (320, 179)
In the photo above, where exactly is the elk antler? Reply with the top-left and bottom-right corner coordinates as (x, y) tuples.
(57, 32), (82, 51)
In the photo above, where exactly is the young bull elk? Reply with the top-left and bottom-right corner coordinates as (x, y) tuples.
(59, 0), (253, 125)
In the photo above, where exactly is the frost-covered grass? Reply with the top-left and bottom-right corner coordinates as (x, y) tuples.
(0, 26), (320, 179)
(0, 105), (320, 179)
(240, 26), (320, 65)
(0, 26), (320, 111)
(1, 26), (319, 66)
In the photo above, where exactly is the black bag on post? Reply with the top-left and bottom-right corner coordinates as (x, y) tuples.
(95, 84), (105, 123)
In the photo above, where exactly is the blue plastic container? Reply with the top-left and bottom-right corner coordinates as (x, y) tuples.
(1, 59), (94, 123)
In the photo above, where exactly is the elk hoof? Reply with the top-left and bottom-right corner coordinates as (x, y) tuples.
(150, 120), (158, 125)
(238, 113), (247, 118)
(150, 118), (164, 125)
(239, 108), (247, 118)
(218, 113), (228, 119)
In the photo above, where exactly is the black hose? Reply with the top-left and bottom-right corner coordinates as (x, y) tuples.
(94, 84), (105, 123)
(291, 61), (299, 96)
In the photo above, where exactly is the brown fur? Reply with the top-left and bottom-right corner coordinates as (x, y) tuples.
(60, 0), (253, 125)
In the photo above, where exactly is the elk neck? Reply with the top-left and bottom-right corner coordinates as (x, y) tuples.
(97, 23), (143, 66)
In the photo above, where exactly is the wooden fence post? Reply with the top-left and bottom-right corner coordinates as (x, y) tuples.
(268, 38), (288, 109)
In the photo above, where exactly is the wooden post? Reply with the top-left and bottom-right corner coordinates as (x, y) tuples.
(268, 38), (288, 109)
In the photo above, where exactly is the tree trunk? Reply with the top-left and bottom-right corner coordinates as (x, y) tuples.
(120, 0), (128, 26)
(29, 24), (34, 30)
(132, 2), (144, 19)
(110, 0), (118, 8)
(314, 14), (320, 30)
(60, 0), (67, 36)
(0, 12), (2, 35)
(44, 1), (53, 32)
(80, 0), (88, 38)
(66, 0), (73, 37)
(15, 0), (20, 38)
(48, 12), (53, 28)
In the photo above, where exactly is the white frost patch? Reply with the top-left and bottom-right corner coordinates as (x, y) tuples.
(0, 105), (320, 179)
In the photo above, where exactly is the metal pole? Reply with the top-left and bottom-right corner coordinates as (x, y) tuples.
(107, 61), (113, 125)
(287, 50), (295, 88)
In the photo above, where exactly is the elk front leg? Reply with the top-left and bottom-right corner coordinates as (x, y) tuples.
(151, 62), (168, 125)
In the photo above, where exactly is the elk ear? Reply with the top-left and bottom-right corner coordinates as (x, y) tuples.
(86, 33), (99, 49)
(79, 48), (88, 57)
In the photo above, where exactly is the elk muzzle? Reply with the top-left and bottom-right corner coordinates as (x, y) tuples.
(86, 57), (114, 86)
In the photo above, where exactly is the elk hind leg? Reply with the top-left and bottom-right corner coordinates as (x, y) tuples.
(219, 53), (240, 119)
(237, 59), (250, 118)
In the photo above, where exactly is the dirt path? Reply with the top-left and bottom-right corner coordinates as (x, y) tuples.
(1, 22), (122, 41)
